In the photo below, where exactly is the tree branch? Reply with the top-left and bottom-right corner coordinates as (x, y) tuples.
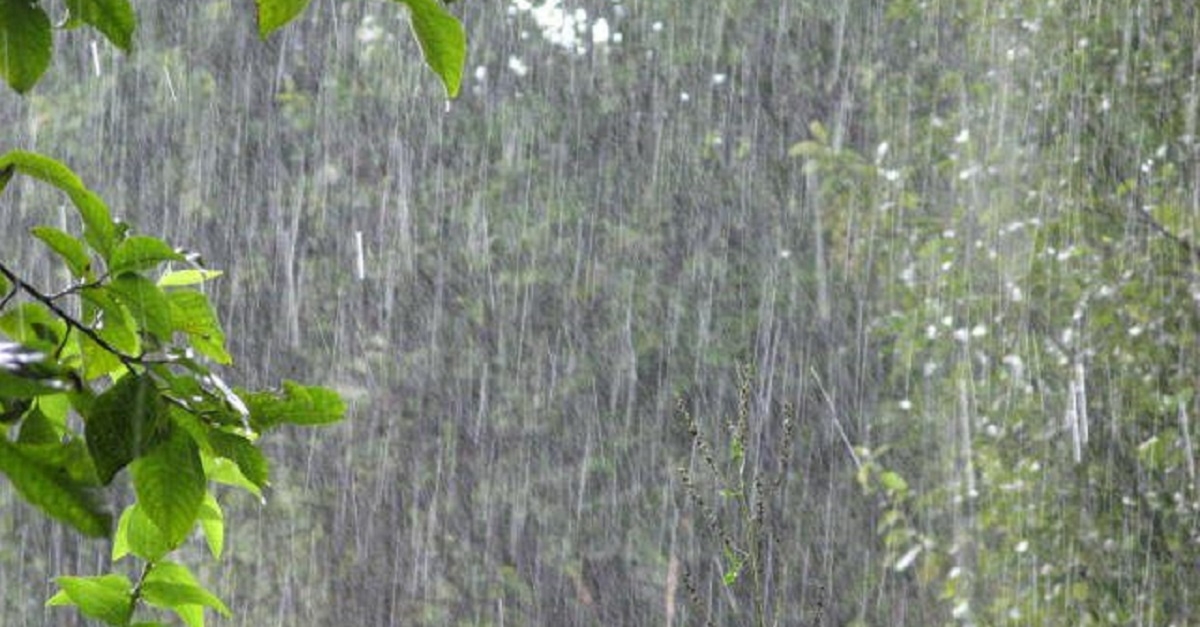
(0, 261), (140, 370)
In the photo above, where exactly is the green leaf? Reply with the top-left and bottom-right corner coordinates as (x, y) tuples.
(395, 0), (466, 98)
(209, 429), (269, 490)
(0, 0), (52, 93)
(112, 503), (174, 561)
(242, 380), (345, 429)
(165, 403), (213, 453)
(142, 561), (232, 618)
(0, 151), (117, 255)
(31, 226), (93, 277)
(198, 491), (224, 559)
(85, 373), (166, 484)
(0, 302), (66, 347)
(81, 284), (141, 357)
(168, 290), (231, 364)
(131, 428), (205, 546)
(203, 454), (263, 498)
(110, 274), (173, 344)
(79, 333), (124, 380)
(157, 269), (223, 287)
(15, 437), (100, 485)
(255, 0), (312, 37)
(110, 505), (130, 560)
(65, 0), (136, 51)
(0, 439), (110, 537)
(729, 436), (744, 465)
(879, 470), (909, 494)
(47, 574), (134, 625)
(109, 235), (185, 275)
(16, 404), (63, 444)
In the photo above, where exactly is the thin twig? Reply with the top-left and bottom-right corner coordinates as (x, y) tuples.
(0, 261), (140, 369)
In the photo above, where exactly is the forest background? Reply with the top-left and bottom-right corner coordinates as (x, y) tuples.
(3, 0), (1200, 625)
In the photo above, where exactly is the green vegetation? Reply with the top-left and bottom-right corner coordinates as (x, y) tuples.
(2, 0), (1198, 624)
(0, 1), (465, 624)
(0, 0), (464, 97)
(0, 149), (344, 624)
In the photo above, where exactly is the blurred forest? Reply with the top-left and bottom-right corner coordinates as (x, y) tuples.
(3, 0), (1200, 624)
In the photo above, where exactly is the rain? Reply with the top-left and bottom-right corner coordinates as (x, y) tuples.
(2, 0), (1199, 625)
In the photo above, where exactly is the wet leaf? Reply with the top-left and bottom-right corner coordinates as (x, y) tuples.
(0, 151), (116, 255)
(131, 428), (205, 546)
(112, 503), (173, 562)
(31, 227), (92, 277)
(109, 236), (185, 276)
(168, 290), (231, 364)
(0, 439), (110, 537)
(142, 561), (231, 617)
(209, 429), (269, 490)
(157, 269), (223, 287)
(198, 491), (224, 559)
(47, 574), (133, 625)
(109, 274), (173, 344)
(85, 373), (166, 484)
(255, 0), (311, 38)
(0, 0), (51, 93)
(241, 380), (345, 429)
(393, 0), (466, 98)
(64, 0), (136, 51)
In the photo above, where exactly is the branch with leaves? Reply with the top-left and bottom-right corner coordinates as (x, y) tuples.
(0, 150), (346, 625)
(0, 1), (468, 623)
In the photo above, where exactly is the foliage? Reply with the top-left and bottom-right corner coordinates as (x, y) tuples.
(850, 0), (1200, 623)
(0, 0), (466, 97)
(1, 0), (468, 623)
(0, 150), (345, 624)
(676, 368), (801, 626)
(6, 0), (1198, 624)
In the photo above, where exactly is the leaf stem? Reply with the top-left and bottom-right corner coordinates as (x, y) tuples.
(129, 560), (155, 618)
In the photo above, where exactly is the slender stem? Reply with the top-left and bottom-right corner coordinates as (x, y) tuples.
(0, 261), (140, 370)
(129, 560), (155, 618)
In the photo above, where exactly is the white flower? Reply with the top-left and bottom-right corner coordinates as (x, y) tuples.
(507, 55), (528, 77)
(591, 17), (610, 44)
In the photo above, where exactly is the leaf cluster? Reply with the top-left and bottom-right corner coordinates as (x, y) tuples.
(0, 151), (345, 625)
